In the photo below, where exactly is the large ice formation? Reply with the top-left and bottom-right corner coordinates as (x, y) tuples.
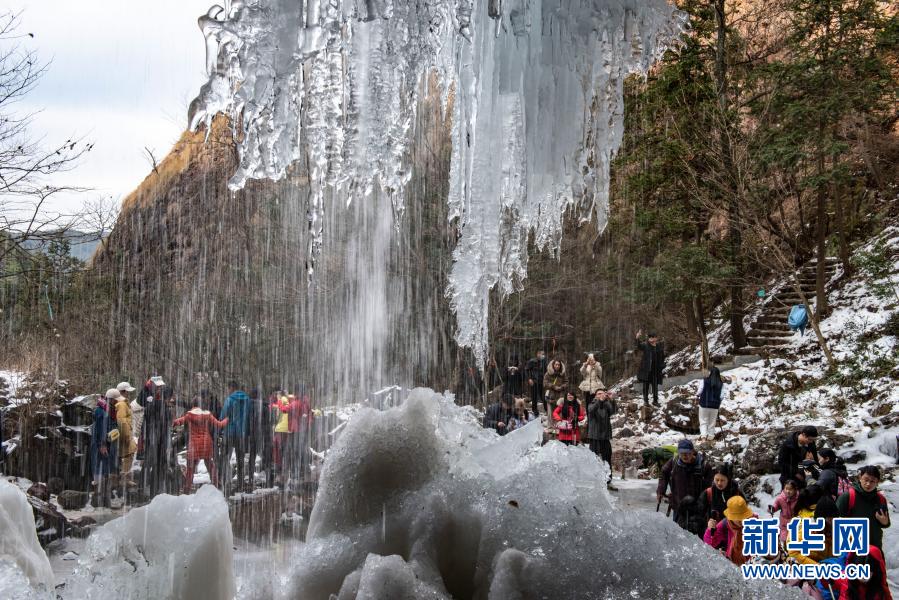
(62, 485), (235, 600)
(0, 480), (54, 597)
(190, 0), (687, 364)
(279, 388), (798, 599)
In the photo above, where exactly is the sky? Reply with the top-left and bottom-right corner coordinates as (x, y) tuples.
(6, 0), (210, 219)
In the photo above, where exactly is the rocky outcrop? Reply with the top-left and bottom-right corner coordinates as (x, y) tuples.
(27, 493), (85, 546)
(27, 482), (49, 502)
(662, 393), (699, 434)
(741, 427), (854, 476)
(57, 490), (89, 511)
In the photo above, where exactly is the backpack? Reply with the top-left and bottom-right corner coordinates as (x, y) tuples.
(847, 487), (887, 512)
(788, 305), (808, 331)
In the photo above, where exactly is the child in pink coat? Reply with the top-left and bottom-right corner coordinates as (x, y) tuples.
(769, 479), (799, 542)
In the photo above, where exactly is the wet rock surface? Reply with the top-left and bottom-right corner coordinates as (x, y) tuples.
(27, 493), (85, 546)
(57, 490), (90, 511)
(27, 482), (49, 502)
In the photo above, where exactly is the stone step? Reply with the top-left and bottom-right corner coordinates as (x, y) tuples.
(769, 296), (815, 307)
(747, 337), (791, 347)
(751, 319), (791, 330)
(748, 328), (794, 337)
(799, 266), (838, 276)
(764, 305), (812, 315)
(733, 345), (786, 356)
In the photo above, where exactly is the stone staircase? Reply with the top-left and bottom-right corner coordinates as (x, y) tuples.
(734, 257), (839, 355)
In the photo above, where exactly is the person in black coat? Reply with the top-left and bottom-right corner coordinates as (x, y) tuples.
(635, 330), (665, 406)
(698, 364), (731, 441)
(777, 425), (819, 488)
(816, 448), (848, 498)
(504, 356), (524, 397)
(485, 358), (503, 392)
(138, 377), (175, 497)
(587, 390), (617, 488)
(483, 394), (514, 436)
(525, 350), (547, 417)
(697, 464), (744, 526)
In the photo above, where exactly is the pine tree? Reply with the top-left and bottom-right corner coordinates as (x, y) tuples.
(750, 0), (898, 313)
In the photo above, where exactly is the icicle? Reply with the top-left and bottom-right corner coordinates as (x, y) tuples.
(189, 0), (687, 365)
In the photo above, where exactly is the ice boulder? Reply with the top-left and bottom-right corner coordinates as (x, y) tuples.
(0, 479), (54, 595)
(285, 388), (799, 599)
(65, 484), (235, 600)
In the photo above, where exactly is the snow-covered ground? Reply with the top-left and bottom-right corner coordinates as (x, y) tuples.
(614, 225), (899, 453)
(610, 225), (899, 593)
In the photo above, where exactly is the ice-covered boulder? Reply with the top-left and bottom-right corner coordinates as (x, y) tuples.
(0, 479), (54, 594)
(65, 484), (235, 600)
(286, 388), (798, 599)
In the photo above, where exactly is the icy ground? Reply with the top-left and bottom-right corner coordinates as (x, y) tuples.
(6, 389), (802, 599)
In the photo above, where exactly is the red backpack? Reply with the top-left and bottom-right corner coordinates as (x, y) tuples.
(847, 487), (887, 512)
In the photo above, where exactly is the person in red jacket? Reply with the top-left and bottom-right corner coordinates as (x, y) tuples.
(553, 391), (586, 446)
(173, 397), (228, 494)
(835, 545), (892, 600)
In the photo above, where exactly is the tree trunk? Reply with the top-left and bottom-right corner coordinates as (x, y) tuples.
(792, 277), (835, 371)
(834, 186), (852, 277)
(815, 174), (829, 315)
(692, 293), (710, 370)
(713, 0), (746, 350)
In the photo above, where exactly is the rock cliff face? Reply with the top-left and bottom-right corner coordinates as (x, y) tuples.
(93, 89), (460, 401)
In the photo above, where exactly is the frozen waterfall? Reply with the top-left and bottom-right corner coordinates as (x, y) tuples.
(189, 0), (687, 365)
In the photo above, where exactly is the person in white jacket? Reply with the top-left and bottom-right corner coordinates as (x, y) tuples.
(579, 354), (604, 409)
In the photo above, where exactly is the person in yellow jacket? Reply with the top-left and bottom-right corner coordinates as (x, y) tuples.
(114, 389), (137, 487)
(787, 487), (838, 566)
(271, 393), (294, 483)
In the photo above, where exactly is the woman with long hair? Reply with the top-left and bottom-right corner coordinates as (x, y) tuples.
(697, 363), (730, 441)
(553, 391), (586, 446)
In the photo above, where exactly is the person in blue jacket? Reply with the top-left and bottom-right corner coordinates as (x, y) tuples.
(697, 363), (730, 441)
(91, 389), (120, 507)
(219, 381), (251, 494)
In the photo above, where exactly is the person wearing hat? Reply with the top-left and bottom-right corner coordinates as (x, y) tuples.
(777, 425), (819, 488)
(578, 353), (604, 410)
(635, 330), (665, 406)
(656, 438), (712, 526)
(90, 389), (121, 508)
(119, 382), (145, 462)
(113, 385), (137, 488)
(703, 495), (758, 566)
